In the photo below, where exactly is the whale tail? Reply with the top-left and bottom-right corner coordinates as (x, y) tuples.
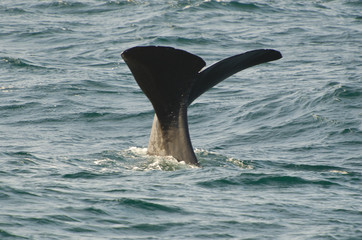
(121, 46), (282, 165)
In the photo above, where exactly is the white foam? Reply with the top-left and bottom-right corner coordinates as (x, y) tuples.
(125, 147), (148, 157)
(121, 147), (197, 171)
(108, 147), (251, 171)
(226, 158), (253, 169)
(329, 170), (348, 174)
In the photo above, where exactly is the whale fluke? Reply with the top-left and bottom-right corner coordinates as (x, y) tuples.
(189, 49), (282, 104)
(121, 46), (282, 165)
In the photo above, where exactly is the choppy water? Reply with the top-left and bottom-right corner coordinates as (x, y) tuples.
(1, 0), (361, 239)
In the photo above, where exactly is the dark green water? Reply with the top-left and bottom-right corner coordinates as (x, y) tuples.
(0, 0), (361, 239)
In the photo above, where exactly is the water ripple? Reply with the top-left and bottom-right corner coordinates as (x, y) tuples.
(116, 198), (185, 213)
(1, 0), (361, 239)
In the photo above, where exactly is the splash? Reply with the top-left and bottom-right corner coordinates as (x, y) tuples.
(195, 148), (253, 169)
(226, 157), (253, 169)
(92, 147), (252, 171)
(120, 147), (197, 171)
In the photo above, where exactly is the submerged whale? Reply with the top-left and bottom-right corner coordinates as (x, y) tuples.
(122, 46), (282, 166)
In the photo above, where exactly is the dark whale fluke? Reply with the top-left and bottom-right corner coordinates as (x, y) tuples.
(121, 46), (282, 166)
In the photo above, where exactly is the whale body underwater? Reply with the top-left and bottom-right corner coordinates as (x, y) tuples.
(122, 46), (282, 166)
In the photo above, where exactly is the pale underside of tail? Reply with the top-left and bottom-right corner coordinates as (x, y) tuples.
(121, 46), (282, 166)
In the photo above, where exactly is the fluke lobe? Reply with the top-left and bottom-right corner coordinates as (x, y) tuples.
(121, 46), (282, 166)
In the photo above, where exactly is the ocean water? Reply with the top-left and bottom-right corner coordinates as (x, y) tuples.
(0, 0), (361, 239)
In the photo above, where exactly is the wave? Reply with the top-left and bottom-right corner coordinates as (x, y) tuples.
(197, 173), (340, 189)
(8, 109), (152, 126)
(17, 26), (73, 39)
(0, 229), (27, 239)
(0, 6), (27, 14)
(181, 0), (261, 11)
(32, 0), (135, 15)
(0, 101), (41, 112)
(1, 57), (49, 70)
(309, 82), (362, 107)
(2, 151), (41, 166)
(203, 1), (260, 10)
(151, 36), (216, 46)
(115, 198), (184, 213)
(32, 1), (88, 10)
(332, 84), (362, 100)
(1, 185), (40, 197)
(62, 171), (107, 179)
(280, 162), (349, 173)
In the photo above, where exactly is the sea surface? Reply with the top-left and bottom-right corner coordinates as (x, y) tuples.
(1, 0), (361, 239)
